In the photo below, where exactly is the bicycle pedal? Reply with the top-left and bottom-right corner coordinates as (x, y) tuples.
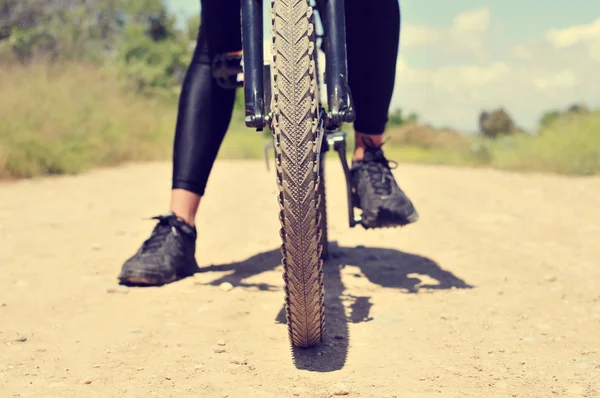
(212, 51), (244, 89)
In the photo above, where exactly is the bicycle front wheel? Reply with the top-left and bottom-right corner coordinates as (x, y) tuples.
(270, 0), (325, 348)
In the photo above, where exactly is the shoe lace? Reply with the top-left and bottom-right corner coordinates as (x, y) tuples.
(140, 214), (181, 254)
(360, 136), (398, 196)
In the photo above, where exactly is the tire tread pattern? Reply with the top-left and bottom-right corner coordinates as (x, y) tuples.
(270, 0), (325, 348)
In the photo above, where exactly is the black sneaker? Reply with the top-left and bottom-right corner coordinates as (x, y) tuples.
(351, 139), (419, 229)
(118, 213), (200, 286)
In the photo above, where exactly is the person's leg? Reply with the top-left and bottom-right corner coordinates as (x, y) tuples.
(171, 0), (242, 226)
(118, 0), (242, 285)
(344, 0), (418, 228)
(345, 0), (400, 161)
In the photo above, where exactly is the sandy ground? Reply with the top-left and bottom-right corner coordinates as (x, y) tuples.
(1, 160), (600, 397)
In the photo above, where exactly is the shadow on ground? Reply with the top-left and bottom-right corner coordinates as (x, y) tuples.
(196, 241), (472, 373)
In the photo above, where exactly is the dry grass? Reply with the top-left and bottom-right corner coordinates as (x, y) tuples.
(484, 111), (600, 175)
(0, 63), (269, 178)
(0, 63), (176, 178)
(385, 123), (470, 151)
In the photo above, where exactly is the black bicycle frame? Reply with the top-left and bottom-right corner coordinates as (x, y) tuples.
(241, 0), (355, 131)
(241, 0), (266, 131)
(241, 0), (360, 228)
(319, 0), (355, 129)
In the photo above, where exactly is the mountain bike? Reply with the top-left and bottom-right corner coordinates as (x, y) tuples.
(213, 0), (362, 348)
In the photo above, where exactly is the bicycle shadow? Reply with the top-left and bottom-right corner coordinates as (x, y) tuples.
(195, 241), (472, 372)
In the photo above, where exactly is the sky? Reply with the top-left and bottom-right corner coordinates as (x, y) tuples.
(166, 0), (600, 132)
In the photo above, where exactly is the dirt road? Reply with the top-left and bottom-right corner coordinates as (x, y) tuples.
(1, 160), (599, 397)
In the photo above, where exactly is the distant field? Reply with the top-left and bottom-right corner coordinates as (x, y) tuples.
(1, 63), (598, 179)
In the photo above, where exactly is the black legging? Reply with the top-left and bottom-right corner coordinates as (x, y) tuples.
(173, 0), (401, 196)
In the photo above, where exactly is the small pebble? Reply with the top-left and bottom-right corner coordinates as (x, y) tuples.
(92, 364), (101, 368)
(214, 348), (226, 353)
(91, 243), (102, 251)
(137, 367), (144, 371)
(567, 385), (584, 394)
(217, 339), (226, 346)
(333, 383), (350, 395)
(9, 334), (27, 343)
(82, 379), (92, 385)
(106, 286), (129, 294)
(165, 377), (171, 380)
(194, 364), (204, 370)
(50, 382), (68, 388)
(573, 359), (599, 369)
(220, 282), (234, 292)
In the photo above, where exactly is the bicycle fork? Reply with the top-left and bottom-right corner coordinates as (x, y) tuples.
(214, 0), (361, 228)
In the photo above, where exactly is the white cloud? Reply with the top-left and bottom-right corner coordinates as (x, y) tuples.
(401, 25), (442, 48)
(590, 41), (600, 62)
(510, 44), (533, 60)
(533, 70), (579, 90)
(390, 17), (600, 131)
(546, 18), (600, 48)
(546, 17), (600, 63)
(450, 8), (491, 52)
(397, 61), (509, 94)
(401, 7), (491, 53)
(452, 7), (491, 33)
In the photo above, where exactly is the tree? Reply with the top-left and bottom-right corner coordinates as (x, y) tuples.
(479, 108), (518, 138)
(539, 110), (561, 130)
(0, 0), (196, 91)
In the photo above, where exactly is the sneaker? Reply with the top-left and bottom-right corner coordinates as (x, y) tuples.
(351, 138), (419, 229)
(118, 213), (200, 286)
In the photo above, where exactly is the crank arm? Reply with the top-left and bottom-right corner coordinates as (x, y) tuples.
(264, 139), (274, 171)
(314, 110), (327, 175)
(327, 131), (362, 228)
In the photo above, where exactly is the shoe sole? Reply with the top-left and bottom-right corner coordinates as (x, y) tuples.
(118, 270), (177, 287)
(361, 207), (419, 230)
(117, 256), (199, 287)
